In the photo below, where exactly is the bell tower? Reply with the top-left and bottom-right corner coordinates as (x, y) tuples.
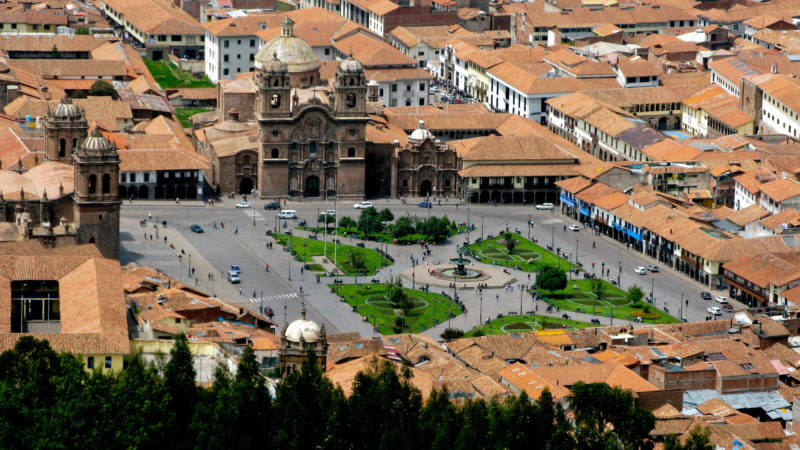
(255, 52), (291, 119)
(73, 128), (121, 260)
(334, 55), (367, 117)
(45, 97), (88, 163)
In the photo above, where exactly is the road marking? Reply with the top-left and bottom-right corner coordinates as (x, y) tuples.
(249, 292), (299, 303)
(541, 218), (563, 225)
(242, 209), (267, 221)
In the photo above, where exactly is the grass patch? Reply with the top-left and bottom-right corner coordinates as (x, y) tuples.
(274, 233), (392, 276)
(466, 233), (573, 273)
(307, 264), (326, 272)
(143, 59), (215, 89)
(538, 279), (679, 324)
(464, 314), (597, 337)
(331, 283), (460, 334)
(175, 107), (212, 128)
(299, 225), (463, 244)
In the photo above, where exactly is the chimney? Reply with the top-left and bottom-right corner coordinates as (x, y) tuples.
(771, 63), (778, 74)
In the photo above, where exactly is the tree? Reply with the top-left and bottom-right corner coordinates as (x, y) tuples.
(628, 285), (644, 306)
(419, 388), (460, 450)
(347, 248), (367, 272)
(88, 80), (118, 99)
(440, 328), (464, 341)
(318, 213), (335, 226)
(388, 281), (413, 316)
(51, 45), (60, 58)
(339, 216), (356, 231)
(502, 232), (518, 254)
(378, 208), (394, 223)
(568, 382), (655, 450)
(590, 278), (607, 316)
(392, 216), (415, 238)
(75, 26), (90, 35)
(418, 217), (450, 243)
(163, 333), (198, 449)
(538, 267), (567, 295)
(357, 207), (382, 237)
(665, 426), (713, 450)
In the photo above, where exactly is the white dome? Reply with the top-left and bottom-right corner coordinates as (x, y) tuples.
(285, 318), (321, 343)
(408, 120), (434, 143)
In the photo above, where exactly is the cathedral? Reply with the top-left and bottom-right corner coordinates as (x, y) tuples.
(278, 301), (327, 375)
(0, 97), (121, 260)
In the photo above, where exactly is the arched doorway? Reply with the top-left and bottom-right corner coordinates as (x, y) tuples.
(419, 179), (433, 197)
(119, 185), (127, 199)
(165, 185), (175, 199)
(479, 191), (489, 203)
(239, 177), (254, 195)
(176, 185), (186, 199)
(305, 176), (320, 197)
(490, 191), (501, 203)
(138, 185), (149, 199)
(155, 185), (165, 199)
(658, 117), (668, 130)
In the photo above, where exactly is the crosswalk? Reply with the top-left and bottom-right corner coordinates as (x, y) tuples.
(242, 209), (267, 221)
(249, 292), (298, 303)
(541, 217), (564, 225)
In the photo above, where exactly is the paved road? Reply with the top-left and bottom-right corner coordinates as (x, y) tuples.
(120, 197), (739, 338)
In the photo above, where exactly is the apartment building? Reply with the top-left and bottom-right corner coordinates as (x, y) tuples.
(203, 16), (268, 82)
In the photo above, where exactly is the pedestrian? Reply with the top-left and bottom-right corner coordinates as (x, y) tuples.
(149, 234), (153, 241)
(239, 287), (243, 296)
(235, 228), (238, 234)
(221, 222), (224, 228)
(144, 233), (147, 240)
(191, 268), (195, 275)
(164, 236), (167, 243)
(496, 293), (499, 302)
(148, 212), (152, 221)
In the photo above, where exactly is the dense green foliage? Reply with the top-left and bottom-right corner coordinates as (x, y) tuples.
(0, 337), (692, 450)
(88, 80), (118, 99)
(539, 267), (568, 294)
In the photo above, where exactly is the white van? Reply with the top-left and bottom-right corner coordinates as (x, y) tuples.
(278, 210), (297, 219)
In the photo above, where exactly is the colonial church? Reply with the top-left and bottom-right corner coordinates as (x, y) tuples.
(0, 97), (121, 259)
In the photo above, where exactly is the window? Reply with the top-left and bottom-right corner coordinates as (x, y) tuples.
(223, 68), (229, 76)
(158, 35), (167, 41)
(237, 39), (241, 45)
(379, 88), (384, 96)
(250, 54), (254, 61)
(88, 174), (97, 194)
(105, 356), (112, 369)
(224, 54), (229, 62)
(58, 138), (66, 157)
(324, 48), (330, 55)
(237, 54), (241, 59)
(309, 141), (317, 154)
(419, 83), (425, 90)
(391, 84), (397, 92)
(101, 174), (110, 194)
(224, 40), (229, 48)
(347, 147), (356, 157)
(349, 129), (356, 136)
(406, 84), (411, 91)
(171, 35), (181, 42)
(121, 173), (126, 183)
(143, 173), (150, 182)
(271, 148), (279, 158)
(87, 356), (94, 369)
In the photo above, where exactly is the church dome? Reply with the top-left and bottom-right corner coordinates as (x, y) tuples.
(408, 120), (434, 144)
(255, 16), (320, 74)
(285, 317), (322, 343)
(82, 128), (111, 150)
(52, 97), (81, 119)
(338, 55), (363, 74)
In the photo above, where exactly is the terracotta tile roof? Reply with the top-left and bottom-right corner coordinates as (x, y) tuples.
(593, 23), (622, 37)
(724, 252), (800, 288)
(725, 204), (769, 227)
(0, 9), (68, 25)
(455, 135), (576, 161)
(555, 176), (593, 194)
(102, 0), (202, 35)
(752, 73), (800, 115)
(616, 56), (661, 78)
(742, 15), (785, 29)
(0, 160), (74, 200)
(9, 59), (128, 78)
(169, 88), (216, 100)
(334, 32), (416, 67)
(4, 96), (133, 126)
(530, 361), (659, 392)
(366, 114), (408, 146)
(327, 357), (434, 399)
(760, 207), (800, 233)
(498, 362), (571, 400)
(758, 178), (800, 203)
(708, 56), (766, 86)
(364, 67), (432, 82)
(0, 34), (118, 52)
(389, 24), (474, 49)
(202, 15), (269, 36)
(652, 403), (684, 419)
(0, 241), (129, 355)
(488, 61), (618, 94)
(346, 0), (399, 16)
(544, 48), (616, 78)
(641, 139), (701, 162)
(525, 4), (695, 29)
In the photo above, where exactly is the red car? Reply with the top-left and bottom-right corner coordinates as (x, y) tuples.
(722, 304), (733, 312)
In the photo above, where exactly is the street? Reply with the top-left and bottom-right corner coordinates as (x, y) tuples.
(120, 197), (737, 338)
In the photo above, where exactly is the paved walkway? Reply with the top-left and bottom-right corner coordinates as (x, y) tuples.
(398, 264), (516, 289)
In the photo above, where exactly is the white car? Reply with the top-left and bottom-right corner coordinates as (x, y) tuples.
(714, 295), (728, 304)
(707, 306), (722, 315)
(235, 201), (251, 208)
(535, 203), (554, 210)
(353, 202), (373, 209)
(634, 266), (647, 275)
(568, 224), (580, 231)
(323, 209), (336, 216)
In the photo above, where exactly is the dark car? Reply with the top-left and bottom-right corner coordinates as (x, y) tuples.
(190, 224), (204, 233)
(701, 291), (712, 300)
(264, 306), (274, 317)
(264, 201), (281, 210)
(418, 201), (432, 208)
(590, 318), (601, 324)
(722, 303), (733, 311)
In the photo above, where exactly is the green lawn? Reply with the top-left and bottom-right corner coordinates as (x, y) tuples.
(464, 314), (597, 337)
(274, 233), (391, 276)
(299, 225), (464, 244)
(143, 59), (215, 89)
(538, 279), (679, 324)
(466, 233), (574, 272)
(331, 283), (461, 334)
(175, 107), (212, 128)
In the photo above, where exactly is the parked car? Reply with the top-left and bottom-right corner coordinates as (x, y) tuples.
(190, 224), (203, 233)
(634, 266), (647, 275)
(568, 224), (580, 231)
(722, 304), (733, 311)
(227, 271), (240, 283)
(278, 210), (297, 219)
(264, 306), (274, 316)
(323, 209), (336, 216)
(646, 264), (659, 272)
(418, 201), (432, 208)
(701, 291), (712, 300)
(535, 203), (554, 210)
(264, 201), (281, 210)
(707, 306), (722, 315)
(353, 201), (373, 209)
(714, 295), (728, 304)
(236, 201), (251, 208)
(230, 264), (241, 273)
(590, 318), (601, 324)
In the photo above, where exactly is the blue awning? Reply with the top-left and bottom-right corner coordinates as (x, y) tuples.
(613, 223), (623, 231)
(626, 229), (642, 241)
(579, 207), (591, 216)
(560, 194), (575, 207)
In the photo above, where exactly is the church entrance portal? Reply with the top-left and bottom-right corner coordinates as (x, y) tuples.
(419, 179), (433, 197)
(305, 176), (320, 197)
(239, 177), (254, 195)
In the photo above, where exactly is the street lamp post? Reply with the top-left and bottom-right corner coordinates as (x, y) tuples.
(680, 292), (684, 322)
(323, 190), (328, 259)
(481, 215), (484, 240)
(519, 283), (523, 315)
(618, 261), (622, 286)
(333, 183), (343, 275)
(528, 214), (531, 240)
(188, 253), (192, 277)
(252, 204), (256, 226)
(576, 239), (579, 266)
(288, 233), (293, 281)
(651, 278), (656, 325)
(466, 190), (471, 244)
(479, 292), (483, 328)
